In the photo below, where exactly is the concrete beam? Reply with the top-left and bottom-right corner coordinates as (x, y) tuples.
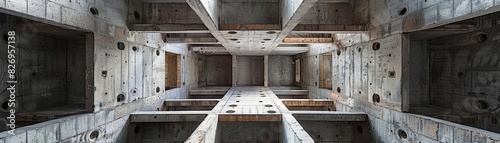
(187, 0), (235, 54)
(291, 111), (368, 121)
(219, 24), (282, 30)
(130, 111), (210, 122)
(316, 0), (350, 3)
(270, 46), (309, 55)
(140, 0), (188, 3)
(272, 90), (309, 95)
(165, 37), (218, 44)
(267, 0), (318, 55)
(283, 37), (333, 43)
(163, 99), (220, 106)
(293, 24), (367, 32)
(130, 24), (209, 33)
(189, 46), (228, 54)
(189, 90), (229, 95)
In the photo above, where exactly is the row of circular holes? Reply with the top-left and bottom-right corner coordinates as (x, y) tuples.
(226, 109), (276, 114)
(367, 33), (488, 52)
(116, 87), (161, 102)
(228, 92), (274, 113)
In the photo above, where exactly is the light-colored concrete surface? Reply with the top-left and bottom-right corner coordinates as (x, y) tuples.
(1, 0), (500, 142)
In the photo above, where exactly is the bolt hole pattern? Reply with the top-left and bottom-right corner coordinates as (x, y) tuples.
(372, 94), (381, 103)
(89, 130), (99, 140)
(389, 71), (396, 78)
(117, 94), (125, 102)
(356, 126), (363, 134)
(90, 7), (99, 15)
(117, 42), (125, 50)
(398, 129), (408, 139)
(473, 33), (488, 44)
(134, 11), (141, 20)
(477, 100), (489, 110)
(399, 7), (408, 16)
(134, 125), (141, 134)
(372, 42), (380, 51)
(1, 101), (9, 110)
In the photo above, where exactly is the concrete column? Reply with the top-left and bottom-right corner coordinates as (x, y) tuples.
(232, 55), (237, 86)
(264, 55), (268, 87)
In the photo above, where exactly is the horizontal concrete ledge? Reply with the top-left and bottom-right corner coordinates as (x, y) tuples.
(281, 99), (333, 101)
(272, 90), (309, 95)
(291, 111), (367, 121)
(164, 99), (220, 106)
(189, 90), (229, 95)
(219, 24), (282, 30)
(408, 113), (500, 138)
(282, 99), (334, 107)
(218, 115), (282, 122)
(130, 111), (211, 122)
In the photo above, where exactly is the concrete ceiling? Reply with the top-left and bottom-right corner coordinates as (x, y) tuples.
(130, 0), (368, 55)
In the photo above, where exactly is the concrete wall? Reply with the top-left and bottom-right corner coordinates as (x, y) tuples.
(203, 55), (232, 86)
(236, 56), (264, 86)
(268, 55), (295, 86)
(311, 0), (500, 142)
(0, 0), (191, 142)
(220, 2), (280, 25)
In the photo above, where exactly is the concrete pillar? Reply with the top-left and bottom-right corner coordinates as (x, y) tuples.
(264, 55), (269, 87)
(232, 55), (237, 86)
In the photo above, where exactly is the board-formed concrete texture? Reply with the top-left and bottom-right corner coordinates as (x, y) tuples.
(0, 0), (500, 143)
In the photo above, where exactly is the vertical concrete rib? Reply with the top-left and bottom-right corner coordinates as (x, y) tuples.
(264, 55), (269, 87)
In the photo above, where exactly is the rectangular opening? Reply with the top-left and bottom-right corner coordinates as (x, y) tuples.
(237, 56), (264, 86)
(198, 55), (233, 87)
(160, 100), (219, 111)
(319, 52), (332, 89)
(189, 87), (230, 99)
(217, 121), (283, 143)
(292, 114), (371, 143)
(407, 12), (500, 133)
(270, 86), (308, 99)
(0, 13), (92, 129)
(165, 52), (181, 90)
(127, 114), (207, 143)
(219, 0), (281, 30)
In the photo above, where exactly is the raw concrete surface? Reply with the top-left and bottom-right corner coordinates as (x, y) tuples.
(0, 0), (500, 143)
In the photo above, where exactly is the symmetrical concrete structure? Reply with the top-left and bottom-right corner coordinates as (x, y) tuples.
(0, 0), (500, 142)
